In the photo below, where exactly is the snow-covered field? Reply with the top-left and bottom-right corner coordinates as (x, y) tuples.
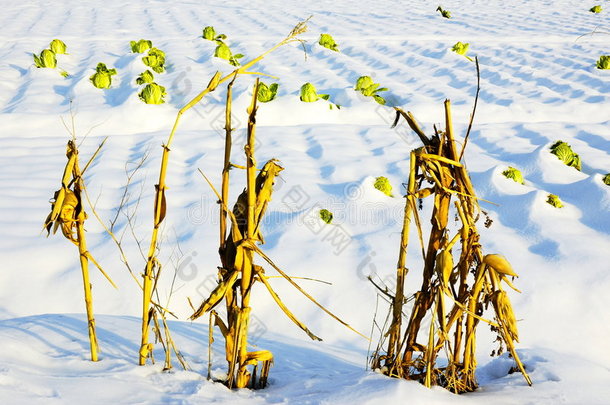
(1, 0), (609, 403)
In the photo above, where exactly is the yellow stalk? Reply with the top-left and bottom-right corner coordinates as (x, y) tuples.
(76, 205), (98, 361)
(387, 151), (417, 361)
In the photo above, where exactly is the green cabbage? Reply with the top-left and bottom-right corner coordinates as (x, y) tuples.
(319, 34), (339, 52)
(550, 141), (581, 171)
(502, 167), (524, 184)
(130, 39), (152, 53)
(50, 39), (67, 54)
(452, 42), (474, 61)
(257, 82), (279, 103)
(546, 194), (563, 208)
(596, 55), (610, 70)
(89, 63), (117, 89)
(202, 26), (226, 42)
(374, 176), (393, 197)
(590, 5), (602, 13)
(142, 48), (166, 73)
(214, 43), (243, 66)
(436, 6), (451, 18)
(136, 70), (155, 85)
(33, 49), (57, 68)
(203, 26), (217, 41)
(603, 173), (610, 186)
(452, 42), (469, 55)
(139, 82), (166, 104)
(299, 83), (339, 109)
(355, 76), (374, 92)
(319, 209), (333, 224)
(299, 82), (326, 102)
(355, 76), (388, 105)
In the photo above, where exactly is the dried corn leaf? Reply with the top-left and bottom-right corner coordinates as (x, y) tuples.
(256, 268), (322, 341)
(493, 290), (519, 342)
(190, 271), (239, 320)
(154, 185), (167, 226)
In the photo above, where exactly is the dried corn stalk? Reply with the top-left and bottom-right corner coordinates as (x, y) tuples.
(190, 79), (365, 389)
(43, 139), (116, 361)
(370, 101), (531, 393)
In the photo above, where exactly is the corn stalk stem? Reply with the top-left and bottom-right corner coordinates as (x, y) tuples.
(76, 203), (98, 361)
(73, 148), (99, 362)
(386, 151), (417, 363)
(220, 78), (236, 249)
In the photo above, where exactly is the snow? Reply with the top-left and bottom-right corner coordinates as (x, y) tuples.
(0, 0), (609, 403)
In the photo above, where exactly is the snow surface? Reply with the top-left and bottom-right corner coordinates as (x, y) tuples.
(0, 0), (609, 403)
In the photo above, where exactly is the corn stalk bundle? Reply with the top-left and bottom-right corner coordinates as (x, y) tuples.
(43, 139), (116, 361)
(370, 101), (532, 393)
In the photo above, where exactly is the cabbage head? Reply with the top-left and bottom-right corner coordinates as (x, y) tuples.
(257, 82), (279, 103)
(203, 26), (217, 41)
(139, 82), (166, 104)
(355, 75), (388, 105)
(374, 176), (393, 197)
(502, 167), (524, 184)
(50, 39), (67, 54)
(214, 43), (243, 66)
(596, 55), (610, 70)
(131, 39), (152, 53)
(550, 141), (581, 171)
(546, 194), (563, 208)
(319, 209), (333, 224)
(355, 76), (374, 92)
(451, 42), (473, 61)
(300, 83), (327, 102)
(452, 42), (469, 55)
(136, 70), (155, 85)
(319, 34), (339, 52)
(33, 49), (57, 68)
(89, 63), (117, 89)
(142, 48), (166, 73)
